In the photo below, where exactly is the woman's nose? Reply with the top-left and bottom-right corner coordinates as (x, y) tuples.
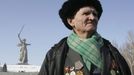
(88, 13), (95, 20)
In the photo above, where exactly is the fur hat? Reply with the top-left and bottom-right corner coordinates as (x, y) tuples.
(59, 0), (103, 30)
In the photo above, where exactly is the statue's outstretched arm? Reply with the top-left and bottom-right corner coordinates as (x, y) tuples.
(18, 33), (23, 43)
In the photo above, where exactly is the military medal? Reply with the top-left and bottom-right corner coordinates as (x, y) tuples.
(70, 67), (76, 75)
(75, 61), (84, 75)
(110, 69), (116, 75)
(110, 60), (120, 75)
(76, 70), (84, 75)
(65, 73), (70, 75)
(64, 66), (70, 75)
(75, 61), (83, 70)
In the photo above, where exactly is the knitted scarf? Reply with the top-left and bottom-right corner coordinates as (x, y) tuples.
(67, 32), (104, 71)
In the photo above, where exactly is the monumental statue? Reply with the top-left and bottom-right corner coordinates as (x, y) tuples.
(17, 25), (30, 64)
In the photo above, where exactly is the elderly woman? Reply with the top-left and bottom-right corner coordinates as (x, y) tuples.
(38, 0), (131, 75)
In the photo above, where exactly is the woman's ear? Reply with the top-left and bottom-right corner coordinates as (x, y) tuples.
(67, 18), (75, 27)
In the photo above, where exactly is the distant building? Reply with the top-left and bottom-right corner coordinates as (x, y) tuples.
(0, 72), (38, 75)
(0, 64), (40, 72)
(2, 63), (7, 72)
(0, 65), (3, 72)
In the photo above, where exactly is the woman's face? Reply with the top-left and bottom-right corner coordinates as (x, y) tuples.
(68, 6), (99, 34)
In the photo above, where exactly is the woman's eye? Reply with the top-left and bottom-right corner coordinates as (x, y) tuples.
(93, 12), (98, 17)
(83, 12), (90, 15)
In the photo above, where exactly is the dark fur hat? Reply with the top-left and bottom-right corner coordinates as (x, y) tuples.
(59, 0), (103, 30)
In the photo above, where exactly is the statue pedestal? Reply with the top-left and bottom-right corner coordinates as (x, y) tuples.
(17, 63), (29, 65)
(0, 64), (40, 72)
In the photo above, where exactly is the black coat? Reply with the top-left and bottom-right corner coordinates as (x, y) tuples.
(38, 37), (131, 75)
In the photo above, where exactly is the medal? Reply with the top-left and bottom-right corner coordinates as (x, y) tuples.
(65, 73), (70, 75)
(110, 69), (116, 75)
(64, 66), (70, 75)
(70, 67), (76, 75)
(110, 60), (120, 75)
(75, 61), (84, 75)
(75, 61), (83, 70)
(70, 71), (76, 75)
(76, 70), (83, 75)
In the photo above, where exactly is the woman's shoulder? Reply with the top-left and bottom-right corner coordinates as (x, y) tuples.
(46, 37), (68, 57)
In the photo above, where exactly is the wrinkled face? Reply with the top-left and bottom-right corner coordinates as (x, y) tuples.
(67, 6), (99, 34)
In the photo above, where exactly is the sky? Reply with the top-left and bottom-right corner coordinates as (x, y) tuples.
(0, 0), (134, 66)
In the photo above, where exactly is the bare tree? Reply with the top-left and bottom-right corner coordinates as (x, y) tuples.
(121, 31), (134, 75)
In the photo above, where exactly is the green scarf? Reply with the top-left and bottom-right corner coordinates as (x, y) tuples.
(67, 32), (104, 71)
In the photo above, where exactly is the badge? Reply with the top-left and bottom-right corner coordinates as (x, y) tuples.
(110, 60), (120, 75)
(110, 69), (116, 75)
(76, 70), (84, 75)
(64, 66), (70, 75)
(75, 61), (83, 70)
(75, 61), (84, 75)
(65, 73), (70, 75)
(70, 67), (76, 75)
